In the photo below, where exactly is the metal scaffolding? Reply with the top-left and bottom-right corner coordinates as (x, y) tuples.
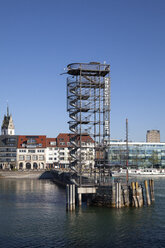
(67, 62), (110, 178)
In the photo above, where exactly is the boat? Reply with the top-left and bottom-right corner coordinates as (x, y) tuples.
(111, 168), (165, 177)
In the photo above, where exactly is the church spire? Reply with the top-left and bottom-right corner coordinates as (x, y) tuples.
(1, 105), (15, 135)
(7, 104), (9, 117)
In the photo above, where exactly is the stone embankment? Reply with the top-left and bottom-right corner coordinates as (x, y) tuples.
(0, 170), (52, 179)
(0, 169), (78, 181)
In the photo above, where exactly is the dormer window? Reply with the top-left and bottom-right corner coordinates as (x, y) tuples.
(50, 141), (56, 145)
(27, 138), (36, 144)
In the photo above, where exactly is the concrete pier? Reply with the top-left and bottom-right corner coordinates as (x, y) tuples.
(78, 193), (82, 206)
(66, 184), (76, 211)
(72, 184), (75, 210)
(115, 183), (122, 208)
(111, 185), (116, 207)
(66, 179), (154, 210)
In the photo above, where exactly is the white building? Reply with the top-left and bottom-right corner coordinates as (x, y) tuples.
(46, 134), (95, 170)
(17, 136), (46, 170)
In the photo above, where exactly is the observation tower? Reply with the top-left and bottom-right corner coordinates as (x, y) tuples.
(67, 62), (110, 178)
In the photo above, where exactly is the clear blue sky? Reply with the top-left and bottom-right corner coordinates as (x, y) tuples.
(0, 0), (165, 142)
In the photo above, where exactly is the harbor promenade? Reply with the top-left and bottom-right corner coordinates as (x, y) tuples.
(0, 170), (46, 179)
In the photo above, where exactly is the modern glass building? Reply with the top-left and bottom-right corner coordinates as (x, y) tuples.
(108, 142), (165, 168)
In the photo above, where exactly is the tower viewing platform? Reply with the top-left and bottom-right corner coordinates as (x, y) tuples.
(67, 62), (110, 76)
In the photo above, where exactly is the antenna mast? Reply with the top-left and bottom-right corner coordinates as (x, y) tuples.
(126, 118), (129, 183)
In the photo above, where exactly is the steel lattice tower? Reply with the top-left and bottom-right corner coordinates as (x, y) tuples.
(67, 62), (110, 178)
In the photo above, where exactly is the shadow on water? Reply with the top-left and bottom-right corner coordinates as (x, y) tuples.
(38, 170), (54, 180)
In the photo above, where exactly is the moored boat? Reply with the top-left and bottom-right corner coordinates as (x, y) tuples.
(111, 168), (165, 177)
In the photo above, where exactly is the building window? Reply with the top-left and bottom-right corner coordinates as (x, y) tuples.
(50, 141), (56, 145)
(28, 150), (35, 153)
(19, 155), (24, 161)
(60, 152), (65, 155)
(19, 150), (26, 153)
(60, 142), (65, 145)
(7, 138), (16, 142)
(39, 155), (44, 160)
(32, 155), (38, 160)
(26, 155), (31, 161)
(27, 138), (36, 144)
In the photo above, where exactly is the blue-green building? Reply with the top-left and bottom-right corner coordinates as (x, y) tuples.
(108, 142), (165, 168)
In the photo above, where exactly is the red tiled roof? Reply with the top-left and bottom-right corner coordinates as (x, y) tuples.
(46, 138), (57, 147)
(17, 135), (47, 148)
(17, 133), (94, 149)
(56, 133), (94, 147)
(56, 133), (70, 147)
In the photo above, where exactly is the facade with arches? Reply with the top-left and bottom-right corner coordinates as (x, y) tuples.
(17, 136), (47, 170)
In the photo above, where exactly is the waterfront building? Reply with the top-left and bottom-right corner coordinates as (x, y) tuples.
(108, 141), (165, 168)
(15, 133), (95, 170)
(17, 136), (46, 170)
(146, 130), (160, 143)
(0, 107), (17, 169)
(0, 133), (94, 171)
(46, 138), (58, 168)
(0, 108), (95, 170)
(46, 137), (68, 169)
(0, 135), (18, 169)
(46, 133), (95, 170)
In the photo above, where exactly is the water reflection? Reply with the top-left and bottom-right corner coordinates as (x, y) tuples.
(0, 178), (165, 248)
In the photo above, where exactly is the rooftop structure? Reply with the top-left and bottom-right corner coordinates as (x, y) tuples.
(146, 130), (160, 143)
(17, 135), (47, 148)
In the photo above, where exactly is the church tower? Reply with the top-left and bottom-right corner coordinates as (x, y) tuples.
(1, 106), (15, 135)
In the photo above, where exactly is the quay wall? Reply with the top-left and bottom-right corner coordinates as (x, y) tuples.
(0, 170), (53, 179)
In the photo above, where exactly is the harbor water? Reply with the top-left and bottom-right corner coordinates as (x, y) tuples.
(0, 178), (165, 248)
